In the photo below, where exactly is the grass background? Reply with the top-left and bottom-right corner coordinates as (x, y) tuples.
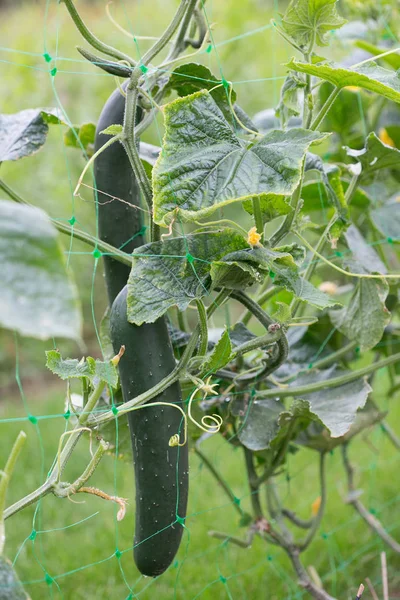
(1, 1), (400, 598)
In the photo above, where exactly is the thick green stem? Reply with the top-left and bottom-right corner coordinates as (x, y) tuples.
(208, 530), (254, 548)
(79, 378), (107, 425)
(177, 307), (190, 332)
(0, 431), (27, 553)
(54, 440), (108, 497)
(291, 215), (336, 317)
(344, 173), (361, 205)
(121, 0), (192, 234)
(195, 299), (208, 357)
(257, 352), (400, 399)
(244, 448), (263, 519)
(298, 452), (327, 551)
(230, 290), (289, 379)
(270, 159), (306, 247)
(63, 0), (136, 65)
(165, 0), (198, 58)
(289, 549), (336, 600)
(303, 43), (315, 129)
(0, 179), (132, 266)
(123, 82), (153, 212)
(240, 283), (280, 327)
(304, 73), (313, 129)
(280, 341), (358, 384)
(282, 509), (313, 529)
(252, 197), (264, 237)
(195, 447), (243, 516)
(141, 0), (191, 66)
(231, 331), (281, 359)
(4, 481), (52, 521)
(310, 87), (341, 131)
(5, 390), (112, 520)
(380, 421), (400, 451)
(230, 290), (273, 328)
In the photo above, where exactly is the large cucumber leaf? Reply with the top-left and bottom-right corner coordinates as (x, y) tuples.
(0, 108), (63, 162)
(330, 278), (390, 351)
(346, 132), (400, 177)
(127, 229), (248, 325)
(153, 90), (327, 225)
(355, 40), (400, 71)
(46, 350), (119, 389)
(281, 0), (346, 48)
(0, 201), (82, 341)
(287, 58), (400, 103)
(287, 367), (371, 438)
(239, 366), (370, 450)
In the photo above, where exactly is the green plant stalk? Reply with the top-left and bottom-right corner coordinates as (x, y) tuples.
(298, 452), (326, 551)
(252, 197), (264, 237)
(256, 419), (298, 487)
(121, 0), (191, 203)
(291, 214), (336, 317)
(195, 299), (208, 357)
(282, 509), (313, 529)
(4, 343), (122, 522)
(266, 480), (294, 541)
(270, 418), (298, 473)
(271, 20), (303, 53)
(270, 160), (306, 247)
(257, 352), (400, 399)
(194, 446), (243, 516)
(370, 96), (387, 132)
(240, 286), (281, 326)
(231, 331), (281, 359)
(380, 421), (400, 450)
(177, 307), (190, 332)
(344, 173), (361, 205)
(62, 0), (136, 65)
(302, 30), (316, 129)
(5, 375), (131, 519)
(54, 440), (108, 498)
(310, 87), (341, 131)
(231, 290), (273, 327)
(243, 448), (263, 519)
(165, 0), (199, 57)
(280, 341), (358, 384)
(208, 530), (254, 548)
(79, 378), (108, 425)
(92, 331), (195, 427)
(120, 0), (196, 242)
(0, 179), (132, 266)
(0, 431), (26, 554)
(129, 0), (198, 122)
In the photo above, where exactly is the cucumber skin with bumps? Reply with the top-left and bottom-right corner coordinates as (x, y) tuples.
(110, 287), (189, 577)
(95, 89), (189, 577)
(94, 85), (143, 304)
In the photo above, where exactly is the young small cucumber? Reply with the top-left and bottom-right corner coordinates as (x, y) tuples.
(110, 287), (189, 577)
(95, 88), (189, 576)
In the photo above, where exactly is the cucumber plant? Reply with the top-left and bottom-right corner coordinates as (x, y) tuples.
(95, 83), (188, 576)
(0, 0), (399, 597)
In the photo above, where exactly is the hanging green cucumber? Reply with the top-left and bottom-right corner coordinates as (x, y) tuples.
(95, 89), (189, 577)
(94, 85), (144, 304)
(110, 287), (188, 577)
